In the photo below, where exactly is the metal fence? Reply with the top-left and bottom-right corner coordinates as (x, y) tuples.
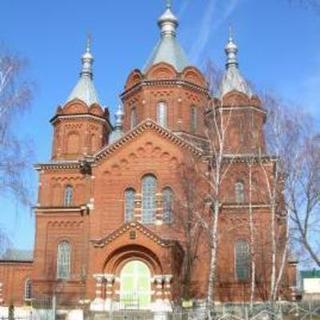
(1, 301), (320, 320)
(99, 302), (320, 320)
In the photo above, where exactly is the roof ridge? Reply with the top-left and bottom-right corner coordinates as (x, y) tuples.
(94, 118), (203, 162)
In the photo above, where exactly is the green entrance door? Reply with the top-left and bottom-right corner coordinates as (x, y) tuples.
(120, 260), (151, 310)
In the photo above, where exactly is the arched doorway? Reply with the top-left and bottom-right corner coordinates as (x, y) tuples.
(120, 260), (151, 310)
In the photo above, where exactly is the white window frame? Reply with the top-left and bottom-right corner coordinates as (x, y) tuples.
(24, 278), (32, 301)
(157, 102), (168, 127)
(64, 185), (73, 207)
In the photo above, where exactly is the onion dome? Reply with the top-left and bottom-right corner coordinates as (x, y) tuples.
(143, 0), (190, 72)
(220, 28), (252, 98)
(66, 36), (100, 105)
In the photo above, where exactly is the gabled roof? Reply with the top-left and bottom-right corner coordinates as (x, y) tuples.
(95, 119), (203, 162)
(91, 222), (174, 248)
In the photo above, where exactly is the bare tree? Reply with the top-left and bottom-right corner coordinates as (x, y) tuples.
(174, 160), (204, 301)
(0, 46), (33, 206)
(260, 92), (320, 299)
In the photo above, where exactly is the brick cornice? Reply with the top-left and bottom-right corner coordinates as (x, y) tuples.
(120, 79), (209, 100)
(34, 161), (82, 171)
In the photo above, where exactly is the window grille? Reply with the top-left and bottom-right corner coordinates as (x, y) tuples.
(64, 185), (73, 206)
(125, 188), (136, 222)
(163, 187), (174, 223)
(142, 175), (157, 224)
(235, 240), (250, 281)
(24, 279), (32, 301)
(157, 102), (168, 127)
(235, 181), (245, 203)
(57, 241), (71, 280)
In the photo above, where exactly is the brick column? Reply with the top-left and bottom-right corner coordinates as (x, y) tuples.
(104, 274), (115, 311)
(155, 193), (163, 225)
(91, 274), (105, 311)
(163, 275), (173, 302)
(134, 193), (142, 222)
(93, 274), (104, 300)
(153, 275), (164, 301)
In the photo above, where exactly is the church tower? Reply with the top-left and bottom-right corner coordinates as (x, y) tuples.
(219, 30), (267, 155)
(51, 39), (112, 160)
(120, 2), (210, 147)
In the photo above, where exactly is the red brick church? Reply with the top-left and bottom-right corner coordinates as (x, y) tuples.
(0, 2), (297, 319)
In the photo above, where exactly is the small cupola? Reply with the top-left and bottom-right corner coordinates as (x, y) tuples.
(220, 28), (252, 98)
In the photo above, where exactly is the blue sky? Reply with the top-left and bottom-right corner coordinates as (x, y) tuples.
(0, 0), (319, 250)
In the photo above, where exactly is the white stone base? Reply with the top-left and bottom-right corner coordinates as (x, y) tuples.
(0, 306), (33, 319)
(90, 297), (105, 311)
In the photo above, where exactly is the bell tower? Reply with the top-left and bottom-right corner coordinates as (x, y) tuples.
(51, 39), (112, 160)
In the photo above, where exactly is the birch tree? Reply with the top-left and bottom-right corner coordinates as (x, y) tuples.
(0, 46), (33, 205)
(261, 94), (310, 301)
(0, 46), (33, 253)
(203, 99), (236, 310)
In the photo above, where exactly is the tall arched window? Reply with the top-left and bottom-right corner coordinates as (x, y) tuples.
(157, 102), (167, 127)
(142, 175), (157, 224)
(235, 181), (245, 203)
(163, 187), (174, 224)
(191, 106), (197, 133)
(57, 241), (71, 280)
(125, 188), (136, 222)
(24, 279), (32, 301)
(235, 240), (250, 281)
(130, 108), (138, 129)
(64, 185), (73, 206)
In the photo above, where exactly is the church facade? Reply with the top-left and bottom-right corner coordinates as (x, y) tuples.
(0, 3), (297, 318)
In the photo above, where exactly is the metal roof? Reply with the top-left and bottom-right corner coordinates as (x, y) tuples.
(1, 249), (33, 262)
(143, 5), (190, 73)
(220, 30), (252, 98)
(66, 38), (100, 106)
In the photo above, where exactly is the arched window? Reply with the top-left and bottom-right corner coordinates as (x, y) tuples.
(57, 241), (71, 280)
(163, 187), (174, 223)
(157, 102), (167, 127)
(130, 108), (138, 129)
(191, 106), (197, 133)
(125, 188), (136, 222)
(64, 185), (73, 206)
(24, 279), (32, 301)
(235, 181), (245, 203)
(235, 240), (250, 281)
(142, 175), (157, 224)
